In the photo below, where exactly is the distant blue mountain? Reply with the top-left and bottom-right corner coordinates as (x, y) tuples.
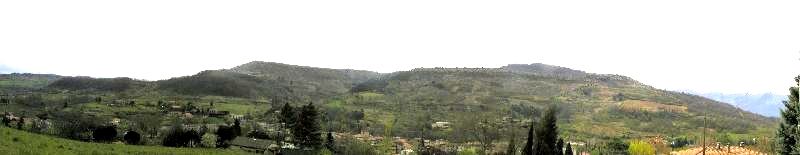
(696, 92), (787, 117)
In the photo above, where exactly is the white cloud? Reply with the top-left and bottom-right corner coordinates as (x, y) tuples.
(1, 0), (798, 94)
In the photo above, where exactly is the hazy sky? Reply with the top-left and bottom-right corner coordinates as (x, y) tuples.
(1, 0), (798, 94)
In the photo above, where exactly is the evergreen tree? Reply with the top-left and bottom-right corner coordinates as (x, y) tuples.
(232, 119), (242, 137)
(293, 102), (322, 148)
(556, 138), (564, 155)
(522, 121), (535, 155)
(534, 105), (558, 155)
(325, 131), (336, 152)
(778, 76), (800, 155)
(279, 103), (296, 128)
(565, 143), (573, 155)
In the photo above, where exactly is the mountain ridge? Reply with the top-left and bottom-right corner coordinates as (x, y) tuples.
(0, 61), (778, 141)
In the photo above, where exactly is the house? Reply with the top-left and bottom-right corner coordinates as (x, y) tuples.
(230, 137), (273, 153)
(432, 122), (451, 129)
(169, 105), (183, 112)
(110, 118), (121, 126)
(208, 109), (229, 117)
(3, 112), (20, 125)
(230, 114), (245, 121)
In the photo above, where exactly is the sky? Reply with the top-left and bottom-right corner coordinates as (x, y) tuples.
(1, 0), (798, 95)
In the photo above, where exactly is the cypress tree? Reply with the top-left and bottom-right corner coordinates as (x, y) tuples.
(325, 131), (336, 152)
(565, 143), (573, 155)
(778, 76), (800, 155)
(534, 105), (558, 155)
(556, 138), (564, 155)
(522, 121), (535, 155)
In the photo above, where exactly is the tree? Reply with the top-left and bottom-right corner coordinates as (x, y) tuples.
(534, 105), (559, 155)
(52, 111), (104, 141)
(92, 125), (118, 143)
(565, 143), (573, 155)
(778, 75), (800, 155)
(1, 115), (9, 127)
(124, 130), (141, 145)
(293, 102), (322, 148)
(279, 103), (297, 128)
(130, 114), (161, 141)
(163, 123), (202, 147)
(607, 137), (629, 154)
(522, 121), (535, 155)
(476, 120), (500, 153)
(325, 131), (336, 152)
(215, 125), (236, 148)
(16, 117), (24, 130)
(185, 102), (196, 113)
(628, 140), (655, 155)
(350, 109), (365, 121)
(232, 119), (242, 137)
(613, 93), (625, 101)
(507, 135), (517, 155)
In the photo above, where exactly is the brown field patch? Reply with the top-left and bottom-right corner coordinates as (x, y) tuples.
(619, 100), (687, 113)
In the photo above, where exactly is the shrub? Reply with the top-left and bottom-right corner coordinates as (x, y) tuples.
(162, 124), (202, 147)
(628, 140), (655, 155)
(215, 125), (236, 148)
(123, 131), (141, 145)
(92, 125), (118, 143)
(201, 133), (217, 148)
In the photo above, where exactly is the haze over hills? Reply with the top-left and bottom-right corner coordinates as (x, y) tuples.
(695, 92), (786, 117)
(1, 61), (777, 141)
(0, 65), (19, 74)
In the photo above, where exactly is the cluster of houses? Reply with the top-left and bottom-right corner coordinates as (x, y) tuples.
(157, 101), (231, 119)
(2, 112), (21, 126)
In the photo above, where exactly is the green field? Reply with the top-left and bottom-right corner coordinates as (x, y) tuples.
(0, 126), (250, 155)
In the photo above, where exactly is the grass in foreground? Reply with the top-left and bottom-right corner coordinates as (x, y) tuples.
(0, 126), (250, 155)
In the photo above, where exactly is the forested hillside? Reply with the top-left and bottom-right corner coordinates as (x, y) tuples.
(0, 61), (778, 154)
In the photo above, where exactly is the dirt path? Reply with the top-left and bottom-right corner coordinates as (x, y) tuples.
(670, 147), (766, 155)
